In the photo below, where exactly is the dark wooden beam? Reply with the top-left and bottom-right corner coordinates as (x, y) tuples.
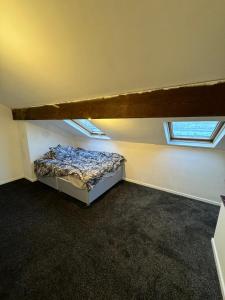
(12, 82), (225, 120)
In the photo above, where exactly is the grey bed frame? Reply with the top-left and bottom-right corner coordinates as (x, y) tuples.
(38, 164), (125, 205)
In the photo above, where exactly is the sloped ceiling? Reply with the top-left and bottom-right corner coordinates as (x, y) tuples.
(38, 117), (225, 150)
(1, 0), (225, 108)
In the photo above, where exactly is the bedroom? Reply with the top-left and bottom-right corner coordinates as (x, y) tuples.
(0, 1), (225, 299)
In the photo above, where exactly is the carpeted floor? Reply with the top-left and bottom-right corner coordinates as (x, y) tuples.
(0, 179), (221, 300)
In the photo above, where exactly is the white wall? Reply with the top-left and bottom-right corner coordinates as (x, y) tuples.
(72, 137), (225, 205)
(212, 203), (225, 298)
(0, 104), (24, 184)
(19, 121), (77, 180)
(19, 121), (225, 205)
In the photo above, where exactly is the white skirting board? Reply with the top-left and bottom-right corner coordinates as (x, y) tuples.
(24, 176), (37, 182)
(211, 238), (225, 299)
(2, 176), (220, 206)
(0, 176), (24, 185)
(125, 178), (220, 206)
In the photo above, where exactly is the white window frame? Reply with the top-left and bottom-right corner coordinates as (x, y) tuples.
(64, 120), (110, 140)
(163, 121), (225, 148)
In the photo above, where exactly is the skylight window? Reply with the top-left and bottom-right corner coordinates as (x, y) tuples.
(73, 119), (105, 136)
(164, 121), (225, 148)
(64, 119), (110, 139)
(170, 121), (220, 141)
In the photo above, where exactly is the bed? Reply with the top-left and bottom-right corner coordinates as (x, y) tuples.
(34, 145), (125, 205)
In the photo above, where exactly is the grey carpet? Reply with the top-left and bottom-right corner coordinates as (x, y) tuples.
(0, 179), (221, 300)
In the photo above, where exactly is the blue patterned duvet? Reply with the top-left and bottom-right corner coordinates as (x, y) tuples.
(34, 145), (125, 191)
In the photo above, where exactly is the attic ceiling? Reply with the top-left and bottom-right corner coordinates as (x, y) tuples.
(29, 117), (225, 150)
(0, 0), (225, 109)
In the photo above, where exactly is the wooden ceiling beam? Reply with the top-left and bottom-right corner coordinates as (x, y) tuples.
(12, 82), (225, 120)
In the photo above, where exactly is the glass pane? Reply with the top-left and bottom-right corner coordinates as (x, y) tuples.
(172, 121), (219, 140)
(75, 119), (105, 135)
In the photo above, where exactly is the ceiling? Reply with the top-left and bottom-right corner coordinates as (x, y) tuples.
(1, 0), (225, 108)
(37, 117), (225, 150)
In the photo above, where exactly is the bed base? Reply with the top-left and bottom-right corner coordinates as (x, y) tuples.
(38, 164), (124, 205)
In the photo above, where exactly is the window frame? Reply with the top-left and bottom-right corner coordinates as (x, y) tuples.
(71, 119), (106, 136)
(64, 119), (110, 140)
(167, 121), (225, 143)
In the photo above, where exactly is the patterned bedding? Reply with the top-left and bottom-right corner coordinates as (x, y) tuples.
(34, 145), (125, 191)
